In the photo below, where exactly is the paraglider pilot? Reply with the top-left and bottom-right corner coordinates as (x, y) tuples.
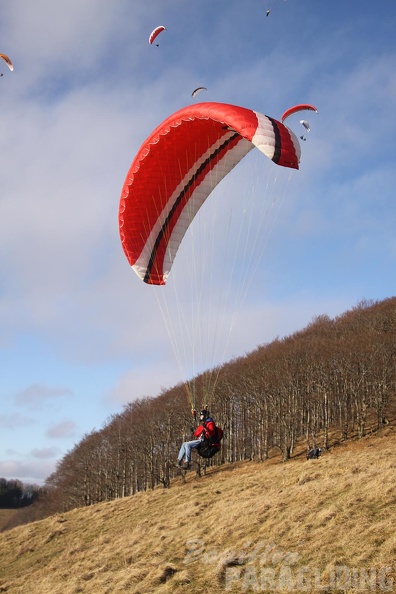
(177, 409), (216, 469)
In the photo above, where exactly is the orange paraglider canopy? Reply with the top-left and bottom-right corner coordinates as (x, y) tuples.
(0, 54), (13, 71)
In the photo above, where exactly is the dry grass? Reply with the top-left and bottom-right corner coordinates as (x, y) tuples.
(0, 427), (395, 593)
(0, 510), (15, 532)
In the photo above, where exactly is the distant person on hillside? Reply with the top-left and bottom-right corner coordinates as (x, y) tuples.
(307, 447), (321, 460)
(176, 409), (216, 469)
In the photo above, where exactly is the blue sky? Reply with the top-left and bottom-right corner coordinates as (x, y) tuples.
(1, 0), (395, 484)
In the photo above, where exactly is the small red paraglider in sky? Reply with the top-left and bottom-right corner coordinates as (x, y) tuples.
(0, 53), (13, 77)
(149, 26), (166, 47)
(281, 104), (318, 124)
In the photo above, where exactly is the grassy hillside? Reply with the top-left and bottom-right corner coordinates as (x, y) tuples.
(0, 427), (395, 594)
(0, 510), (15, 532)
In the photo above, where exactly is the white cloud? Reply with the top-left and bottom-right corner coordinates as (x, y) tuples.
(31, 447), (61, 459)
(0, 459), (55, 485)
(0, 413), (35, 430)
(46, 420), (78, 439)
(14, 383), (73, 410)
(106, 363), (184, 406)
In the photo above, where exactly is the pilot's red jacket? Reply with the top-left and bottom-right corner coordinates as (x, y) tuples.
(194, 418), (216, 439)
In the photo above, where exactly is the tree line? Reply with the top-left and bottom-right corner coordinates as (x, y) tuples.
(0, 478), (41, 508)
(3, 298), (395, 529)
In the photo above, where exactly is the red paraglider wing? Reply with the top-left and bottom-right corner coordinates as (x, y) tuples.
(0, 53), (13, 71)
(119, 102), (301, 285)
(149, 26), (166, 45)
(281, 104), (318, 123)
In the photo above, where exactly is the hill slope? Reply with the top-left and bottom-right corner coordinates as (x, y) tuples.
(0, 429), (395, 594)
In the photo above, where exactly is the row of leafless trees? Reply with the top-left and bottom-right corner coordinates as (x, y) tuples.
(7, 298), (396, 525)
(0, 478), (41, 508)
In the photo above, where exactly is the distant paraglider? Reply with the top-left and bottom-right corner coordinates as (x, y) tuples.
(0, 54), (13, 71)
(0, 53), (13, 75)
(191, 86), (207, 99)
(281, 104), (318, 124)
(281, 105), (318, 142)
(265, 0), (287, 18)
(149, 26), (166, 47)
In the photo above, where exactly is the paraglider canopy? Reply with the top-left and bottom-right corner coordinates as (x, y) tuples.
(149, 26), (166, 45)
(119, 102), (301, 285)
(191, 86), (208, 99)
(0, 54), (13, 71)
(281, 104), (318, 124)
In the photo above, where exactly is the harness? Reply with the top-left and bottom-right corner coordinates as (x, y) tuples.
(196, 424), (223, 459)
